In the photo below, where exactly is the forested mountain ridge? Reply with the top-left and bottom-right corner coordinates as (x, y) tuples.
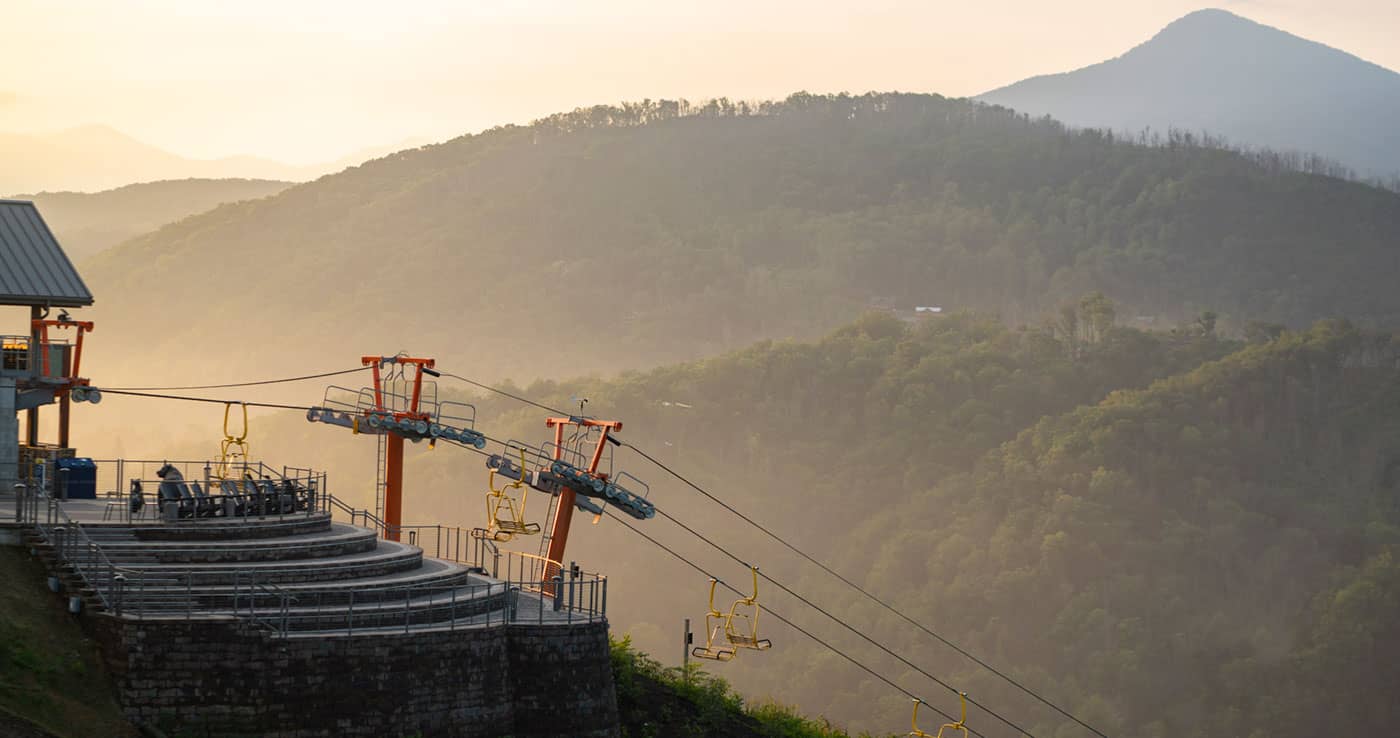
(839, 319), (1400, 736)
(980, 9), (1400, 179)
(361, 312), (1397, 737)
(9, 179), (291, 263)
(79, 92), (1400, 385)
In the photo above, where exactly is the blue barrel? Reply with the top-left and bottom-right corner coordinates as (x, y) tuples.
(57, 457), (97, 499)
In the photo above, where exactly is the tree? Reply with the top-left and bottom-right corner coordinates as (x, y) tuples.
(1243, 321), (1286, 344)
(1079, 292), (1117, 344)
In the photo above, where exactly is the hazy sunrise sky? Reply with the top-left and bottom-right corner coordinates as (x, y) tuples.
(3, 0), (1396, 164)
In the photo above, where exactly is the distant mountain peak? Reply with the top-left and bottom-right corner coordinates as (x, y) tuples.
(1165, 7), (1255, 27)
(978, 9), (1400, 177)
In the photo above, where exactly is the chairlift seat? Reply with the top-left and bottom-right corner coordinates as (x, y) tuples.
(219, 480), (247, 515)
(189, 481), (218, 517)
(691, 644), (736, 662)
(157, 480), (193, 518)
(241, 478), (265, 515)
(495, 519), (541, 536)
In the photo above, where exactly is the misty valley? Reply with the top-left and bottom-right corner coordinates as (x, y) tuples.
(3, 6), (1399, 738)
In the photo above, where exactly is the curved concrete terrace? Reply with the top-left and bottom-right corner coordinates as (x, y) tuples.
(7, 490), (607, 638)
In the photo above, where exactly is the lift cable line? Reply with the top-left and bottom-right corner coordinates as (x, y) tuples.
(435, 370), (1108, 738)
(91, 388), (316, 412)
(103, 371), (1090, 737)
(85, 386), (1025, 737)
(600, 510), (989, 738)
(436, 371), (569, 415)
(642, 504), (1037, 738)
(624, 441), (1101, 738)
(99, 366), (371, 392)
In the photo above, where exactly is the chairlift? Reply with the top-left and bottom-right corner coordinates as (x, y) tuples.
(908, 693), (968, 738)
(477, 449), (541, 542)
(722, 565), (772, 652)
(690, 578), (737, 662)
(691, 566), (773, 662)
(215, 402), (250, 480)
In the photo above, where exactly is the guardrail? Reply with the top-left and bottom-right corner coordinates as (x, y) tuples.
(92, 459), (327, 525)
(24, 484), (122, 611)
(321, 494), (593, 588)
(15, 486), (607, 637)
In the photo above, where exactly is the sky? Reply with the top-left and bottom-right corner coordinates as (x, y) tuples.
(2, 0), (1396, 165)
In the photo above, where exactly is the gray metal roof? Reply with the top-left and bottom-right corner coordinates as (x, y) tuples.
(0, 199), (93, 307)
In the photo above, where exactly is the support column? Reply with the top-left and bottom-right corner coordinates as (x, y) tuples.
(58, 392), (70, 449)
(383, 434), (404, 542)
(545, 492), (576, 579)
(26, 305), (41, 447)
(0, 379), (17, 491)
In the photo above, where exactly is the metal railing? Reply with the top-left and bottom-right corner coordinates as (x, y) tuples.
(15, 485), (607, 637)
(24, 484), (122, 611)
(92, 459), (328, 524)
(321, 494), (591, 586)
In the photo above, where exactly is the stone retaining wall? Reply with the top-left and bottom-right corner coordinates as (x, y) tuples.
(90, 616), (619, 738)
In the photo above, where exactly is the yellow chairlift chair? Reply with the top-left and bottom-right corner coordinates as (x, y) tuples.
(691, 578), (737, 662)
(477, 450), (541, 542)
(909, 693), (968, 738)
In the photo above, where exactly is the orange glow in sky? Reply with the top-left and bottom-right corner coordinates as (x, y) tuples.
(2, 0), (1395, 164)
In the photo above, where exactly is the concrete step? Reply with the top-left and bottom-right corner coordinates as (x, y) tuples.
(94, 524), (377, 565)
(113, 560), (483, 612)
(131, 513), (334, 541)
(83, 540), (426, 587)
(164, 582), (512, 632)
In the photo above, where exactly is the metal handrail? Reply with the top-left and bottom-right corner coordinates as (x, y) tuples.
(21, 488), (608, 635)
(29, 487), (124, 611)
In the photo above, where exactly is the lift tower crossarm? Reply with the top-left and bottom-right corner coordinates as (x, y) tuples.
(361, 355), (435, 417)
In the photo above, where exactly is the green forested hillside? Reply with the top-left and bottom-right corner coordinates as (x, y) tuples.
(11, 178), (291, 263)
(84, 302), (1400, 735)
(332, 310), (1396, 737)
(78, 93), (1400, 385)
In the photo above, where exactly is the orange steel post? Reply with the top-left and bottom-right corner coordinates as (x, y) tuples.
(543, 417), (623, 582)
(384, 434), (405, 541)
(58, 384), (71, 448)
(366, 359), (384, 409)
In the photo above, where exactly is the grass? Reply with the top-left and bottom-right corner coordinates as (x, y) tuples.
(610, 635), (884, 738)
(0, 546), (136, 738)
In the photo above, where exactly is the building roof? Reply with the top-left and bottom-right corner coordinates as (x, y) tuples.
(0, 200), (93, 307)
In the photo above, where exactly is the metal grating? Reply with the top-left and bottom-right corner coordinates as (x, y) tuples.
(0, 199), (93, 307)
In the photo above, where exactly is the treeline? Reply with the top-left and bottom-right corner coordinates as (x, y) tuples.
(1089, 124), (1400, 192)
(404, 310), (1399, 736)
(538, 95), (1399, 190)
(81, 92), (1400, 384)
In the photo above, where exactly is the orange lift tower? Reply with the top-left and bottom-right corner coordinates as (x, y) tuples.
(483, 414), (654, 588)
(542, 415), (622, 571)
(366, 354), (431, 540)
(305, 354), (487, 541)
(33, 314), (98, 448)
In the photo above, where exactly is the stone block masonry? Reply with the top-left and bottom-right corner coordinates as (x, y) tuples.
(89, 617), (619, 738)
